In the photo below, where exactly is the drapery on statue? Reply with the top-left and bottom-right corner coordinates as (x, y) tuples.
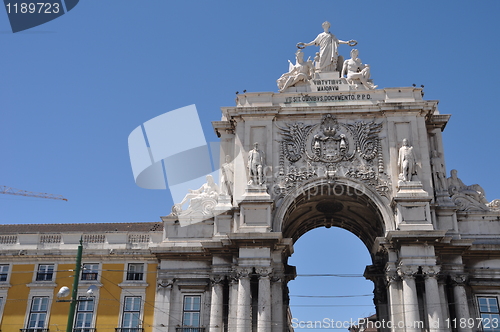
(447, 169), (488, 205)
(341, 49), (377, 90)
(398, 138), (416, 182)
(297, 21), (356, 73)
(277, 49), (314, 92)
(247, 142), (265, 186)
(220, 155), (234, 196)
(172, 175), (219, 216)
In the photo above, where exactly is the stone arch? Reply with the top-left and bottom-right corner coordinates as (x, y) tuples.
(273, 177), (395, 252)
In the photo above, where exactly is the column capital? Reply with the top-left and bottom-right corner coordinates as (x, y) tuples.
(235, 267), (253, 279)
(422, 265), (441, 279)
(385, 263), (400, 284)
(450, 273), (469, 286)
(397, 265), (419, 280)
(256, 267), (273, 278)
(157, 278), (174, 290)
(210, 275), (226, 285)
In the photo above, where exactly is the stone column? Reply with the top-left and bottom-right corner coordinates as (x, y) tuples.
(422, 266), (444, 332)
(209, 276), (225, 332)
(153, 279), (173, 332)
(386, 266), (402, 332)
(437, 277), (451, 331)
(236, 267), (252, 332)
(257, 268), (272, 332)
(228, 275), (239, 332)
(398, 265), (420, 332)
(271, 275), (283, 332)
(451, 274), (472, 332)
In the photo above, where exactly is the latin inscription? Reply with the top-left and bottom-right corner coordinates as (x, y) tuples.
(284, 94), (372, 104)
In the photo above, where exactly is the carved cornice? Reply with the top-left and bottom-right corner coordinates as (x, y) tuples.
(212, 121), (235, 137)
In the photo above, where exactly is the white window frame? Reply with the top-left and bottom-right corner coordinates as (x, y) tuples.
(120, 296), (143, 330)
(477, 295), (500, 332)
(0, 264), (9, 283)
(81, 263), (99, 281)
(26, 296), (50, 330)
(182, 294), (202, 328)
(125, 263), (145, 281)
(35, 264), (55, 282)
(73, 295), (96, 332)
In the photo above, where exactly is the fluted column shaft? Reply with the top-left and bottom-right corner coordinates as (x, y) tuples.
(209, 276), (224, 332)
(236, 268), (252, 332)
(153, 279), (173, 332)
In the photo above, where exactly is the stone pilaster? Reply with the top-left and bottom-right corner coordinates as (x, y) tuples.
(256, 267), (272, 332)
(386, 265), (402, 332)
(271, 275), (284, 332)
(236, 267), (253, 332)
(153, 279), (174, 332)
(228, 274), (239, 332)
(451, 274), (472, 332)
(398, 265), (420, 332)
(422, 266), (444, 332)
(209, 275), (225, 332)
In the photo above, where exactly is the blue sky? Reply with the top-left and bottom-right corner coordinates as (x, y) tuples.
(2, 0), (500, 329)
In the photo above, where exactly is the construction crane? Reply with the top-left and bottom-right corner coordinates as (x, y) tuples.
(0, 186), (68, 201)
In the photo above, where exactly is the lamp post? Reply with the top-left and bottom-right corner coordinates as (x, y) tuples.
(57, 238), (83, 332)
(66, 238), (83, 332)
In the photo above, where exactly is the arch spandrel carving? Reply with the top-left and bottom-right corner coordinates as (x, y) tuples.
(273, 114), (391, 205)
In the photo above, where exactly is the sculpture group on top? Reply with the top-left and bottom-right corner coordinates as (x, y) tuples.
(277, 21), (377, 92)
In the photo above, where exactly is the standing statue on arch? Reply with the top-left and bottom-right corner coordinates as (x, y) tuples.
(297, 21), (357, 73)
(398, 138), (417, 182)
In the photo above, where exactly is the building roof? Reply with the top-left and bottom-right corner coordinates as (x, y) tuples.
(0, 222), (163, 234)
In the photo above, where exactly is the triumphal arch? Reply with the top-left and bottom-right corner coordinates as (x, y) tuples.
(152, 22), (500, 332)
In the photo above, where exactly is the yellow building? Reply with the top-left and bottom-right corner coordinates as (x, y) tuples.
(0, 222), (162, 332)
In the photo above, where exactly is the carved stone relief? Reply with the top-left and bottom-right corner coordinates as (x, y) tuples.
(276, 114), (390, 198)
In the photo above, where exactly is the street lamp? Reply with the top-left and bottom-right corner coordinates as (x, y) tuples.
(56, 238), (98, 332)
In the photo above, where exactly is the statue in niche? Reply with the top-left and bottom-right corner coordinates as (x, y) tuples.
(277, 49), (314, 92)
(297, 21), (357, 73)
(247, 142), (265, 186)
(398, 138), (417, 182)
(447, 169), (488, 205)
(431, 150), (447, 192)
(172, 175), (219, 216)
(220, 155), (234, 196)
(341, 49), (377, 90)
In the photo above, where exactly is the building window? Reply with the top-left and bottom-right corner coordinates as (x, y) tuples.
(36, 264), (54, 281)
(121, 296), (142, 331)
(0, 265), (8, 281)
(81, 263), (99, 281)
(478, 297), (500, 331)
(126, 263), (144, 281)
(182, 295), (201, 328)
(27, 296), (49, 330)
(74, 296), (94, 332)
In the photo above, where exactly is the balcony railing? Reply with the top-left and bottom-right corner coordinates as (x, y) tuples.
(175, 328), (206, 332)
(20, 329), (49, 332)
(74, 329), (96, 332)
(115, 329), (143, 332)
